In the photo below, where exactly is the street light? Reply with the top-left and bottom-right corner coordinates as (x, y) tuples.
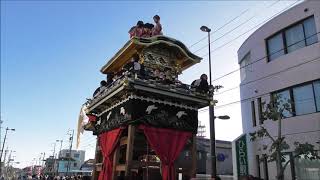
(56, 140), (63, 159)
(214, 115), (230, 120)
(0, 127), (15, 177)
(200, 25), (223, 179)
(200, 26), (212, 85)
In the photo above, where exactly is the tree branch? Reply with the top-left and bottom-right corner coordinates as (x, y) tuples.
(282, 154), (300, 172)
(263, 128), (276, 143)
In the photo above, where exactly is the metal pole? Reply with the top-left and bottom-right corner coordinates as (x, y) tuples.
(7, 150), (12, 167)
(208, 31), (212, 86)
(42, 152), (45, 167)
(0, 120), (2, 162)
(207, 31), (217, 178)
(56, 140), (63, 176)
(39, 153), (42, 167)
(58, 140), (63, 159)
(67, 130), (74, 176)
(0, 128), (9, 177)
(52, 143), (56, 175)
(2, 147), (8, 178)
(6, 150), (13, 179)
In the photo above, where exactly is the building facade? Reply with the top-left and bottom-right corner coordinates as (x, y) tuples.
(57, 149), (85, 175)
(235, 0), (320, 180)
(176, 138), (233, 176)
(44, 156), (55, 175)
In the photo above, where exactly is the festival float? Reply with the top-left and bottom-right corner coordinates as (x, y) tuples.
(79, 31), (211, 180)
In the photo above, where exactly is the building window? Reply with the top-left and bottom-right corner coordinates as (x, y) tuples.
(267, 33), (285, 61)
(257, 98), (265, 124)
(198, 152), (202, 160)
(185, 151), (190, 160)
(66, 153), (70, 157)
(304, 17), (318, 45)
(240, 52), (251, 81)
(64, 163), (68, 168)
(293, 84), (316, 115)
(267, 16), (318, 61)
(256, 155), (261, 178)
(251, 101), (257, 127)
(274, 90), (293, 118)
(294, 152), (320, 180)
(74, 153), (80, 158)
(272, 79), (320, 119)
(313, 81), (320, 111)
(185, 151), (189, 157)
(263, 155), (269, 180)
(285, 24), (305, 53)
(74, 162), (77, 167)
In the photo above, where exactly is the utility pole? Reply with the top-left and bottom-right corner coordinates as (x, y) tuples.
(39, 153), (43, 167)
(6, 150), (15, 179)
(0, 119), (2, 159)
(52, 142), (56, 175)
(66, 130), (74, 176)
(0, 127), (15, 177)
(42, 152), (46, 167)
(57, 140), (63, 159)
(56, 140), (63, 176)
(52, 143), (56, 159)
(2, 147), (8, 179)
(6, 150), (15, 167)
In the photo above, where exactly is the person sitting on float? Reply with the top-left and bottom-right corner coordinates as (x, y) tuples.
(191, 74), (209, 93)
(133, 54), (141, 78)
(123, 58), (134, 73)
(134, 21), (144, 37)
(163, 68), (174, 84)
(139, 61), (146, 79)
(128, 26), (136, 38)
(142, 23), (154, 38)
(93, 80), (107, 97)
(152, 15), (162, 36)
(153, 68), (164, 81)
(106, 73), (114, 86)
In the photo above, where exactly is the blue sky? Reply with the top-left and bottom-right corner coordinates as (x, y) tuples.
(1, 1), (299, 168)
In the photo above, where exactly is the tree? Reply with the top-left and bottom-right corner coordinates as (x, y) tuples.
(249, 94), (320, 180)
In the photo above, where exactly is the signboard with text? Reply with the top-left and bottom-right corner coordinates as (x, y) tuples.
(236, 134), (249, 176)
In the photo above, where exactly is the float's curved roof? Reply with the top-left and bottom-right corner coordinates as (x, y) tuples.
(100, 35), (202, 74)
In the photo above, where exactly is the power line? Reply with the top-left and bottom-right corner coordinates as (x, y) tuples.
(78, 135), (96, 144)
(240, 56), (319, 88)
(217, 55), (320, 109)
(213, 31), (320, 96)
(188, 8), (250, 49)
(199, 0), (301, 59)
(80, 137), (96, 146)
(212, 31), (319, 83)
(193, 0), (281, 54)
(78, 134), (96, 142)
(199, 55), (320, 112)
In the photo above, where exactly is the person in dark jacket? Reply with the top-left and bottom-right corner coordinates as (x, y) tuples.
(93, 80), (107, 97)
(191, 74), (209, 93)
(106, 73), (114, 86)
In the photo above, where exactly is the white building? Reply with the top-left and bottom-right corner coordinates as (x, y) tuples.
(234, 1), (320, 180)
(57, 149), (85, 175)
(59, 149), (85, 162)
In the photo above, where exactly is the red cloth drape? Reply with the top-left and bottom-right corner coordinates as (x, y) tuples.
(139, 125), (192, 180)
(87, 114), (97, 122)
(98, 128), (123, 180)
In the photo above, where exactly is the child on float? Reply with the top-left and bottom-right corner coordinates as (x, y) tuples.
(152, 15), (162, 36)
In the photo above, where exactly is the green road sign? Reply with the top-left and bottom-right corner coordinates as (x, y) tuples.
(236, 134), (249, 176)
